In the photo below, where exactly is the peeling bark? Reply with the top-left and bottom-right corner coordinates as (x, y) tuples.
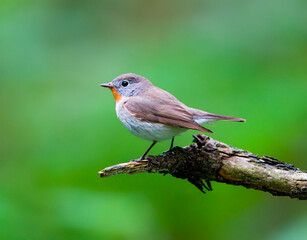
(99, 134), (307, 200)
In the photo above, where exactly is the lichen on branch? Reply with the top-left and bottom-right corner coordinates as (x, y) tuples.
(99, 134), (307, 200)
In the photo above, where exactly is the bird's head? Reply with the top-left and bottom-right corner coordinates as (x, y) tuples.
(100, 73), (152, 101)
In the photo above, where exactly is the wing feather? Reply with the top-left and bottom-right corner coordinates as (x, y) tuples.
(124, 89), (213, 133)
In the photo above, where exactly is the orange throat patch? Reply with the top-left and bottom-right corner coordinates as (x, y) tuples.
(110, 87), (122, 102)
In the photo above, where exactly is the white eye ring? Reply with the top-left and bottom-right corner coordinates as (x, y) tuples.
(122, 80), (129, 87)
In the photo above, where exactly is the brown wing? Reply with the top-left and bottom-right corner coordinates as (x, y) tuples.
(124, 87), (213, 133)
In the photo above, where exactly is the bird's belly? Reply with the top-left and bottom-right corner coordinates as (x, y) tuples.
(116, 104), (186, 142)
(121, 116), (186, 141)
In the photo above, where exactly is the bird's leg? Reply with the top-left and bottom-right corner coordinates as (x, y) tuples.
(132, 141), (157, 162)
(140, 141), (157, 160)
(169, 137), (175, 150)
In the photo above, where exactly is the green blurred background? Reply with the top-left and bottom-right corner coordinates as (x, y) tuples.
(1, 0), (307, 239)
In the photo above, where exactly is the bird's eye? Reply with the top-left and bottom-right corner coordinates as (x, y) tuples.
(121, 80), (129, 87)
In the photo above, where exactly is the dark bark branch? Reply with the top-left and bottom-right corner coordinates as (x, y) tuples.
(99, 134), (307, 200)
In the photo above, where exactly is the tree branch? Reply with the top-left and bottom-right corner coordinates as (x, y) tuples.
(99, 134), (307, 200)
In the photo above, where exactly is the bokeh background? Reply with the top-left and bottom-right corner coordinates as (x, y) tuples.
(1, 0), (307, 239)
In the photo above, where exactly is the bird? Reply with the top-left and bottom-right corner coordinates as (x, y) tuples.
(100, 73), (245, 161)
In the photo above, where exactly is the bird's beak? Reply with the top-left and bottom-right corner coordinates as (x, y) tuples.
(100, 82), (113, 88)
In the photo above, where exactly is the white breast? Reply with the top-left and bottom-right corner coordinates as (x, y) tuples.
(115, 98), (186, 142)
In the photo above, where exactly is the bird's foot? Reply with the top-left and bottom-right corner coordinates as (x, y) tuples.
(169, 145), (179, 151)
(130, 156), (146, 162)
(192, 134), (210, 148)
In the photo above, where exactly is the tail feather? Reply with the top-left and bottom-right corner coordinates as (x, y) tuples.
(189, 108), (245, 124)
(203, 113), (245, 122)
